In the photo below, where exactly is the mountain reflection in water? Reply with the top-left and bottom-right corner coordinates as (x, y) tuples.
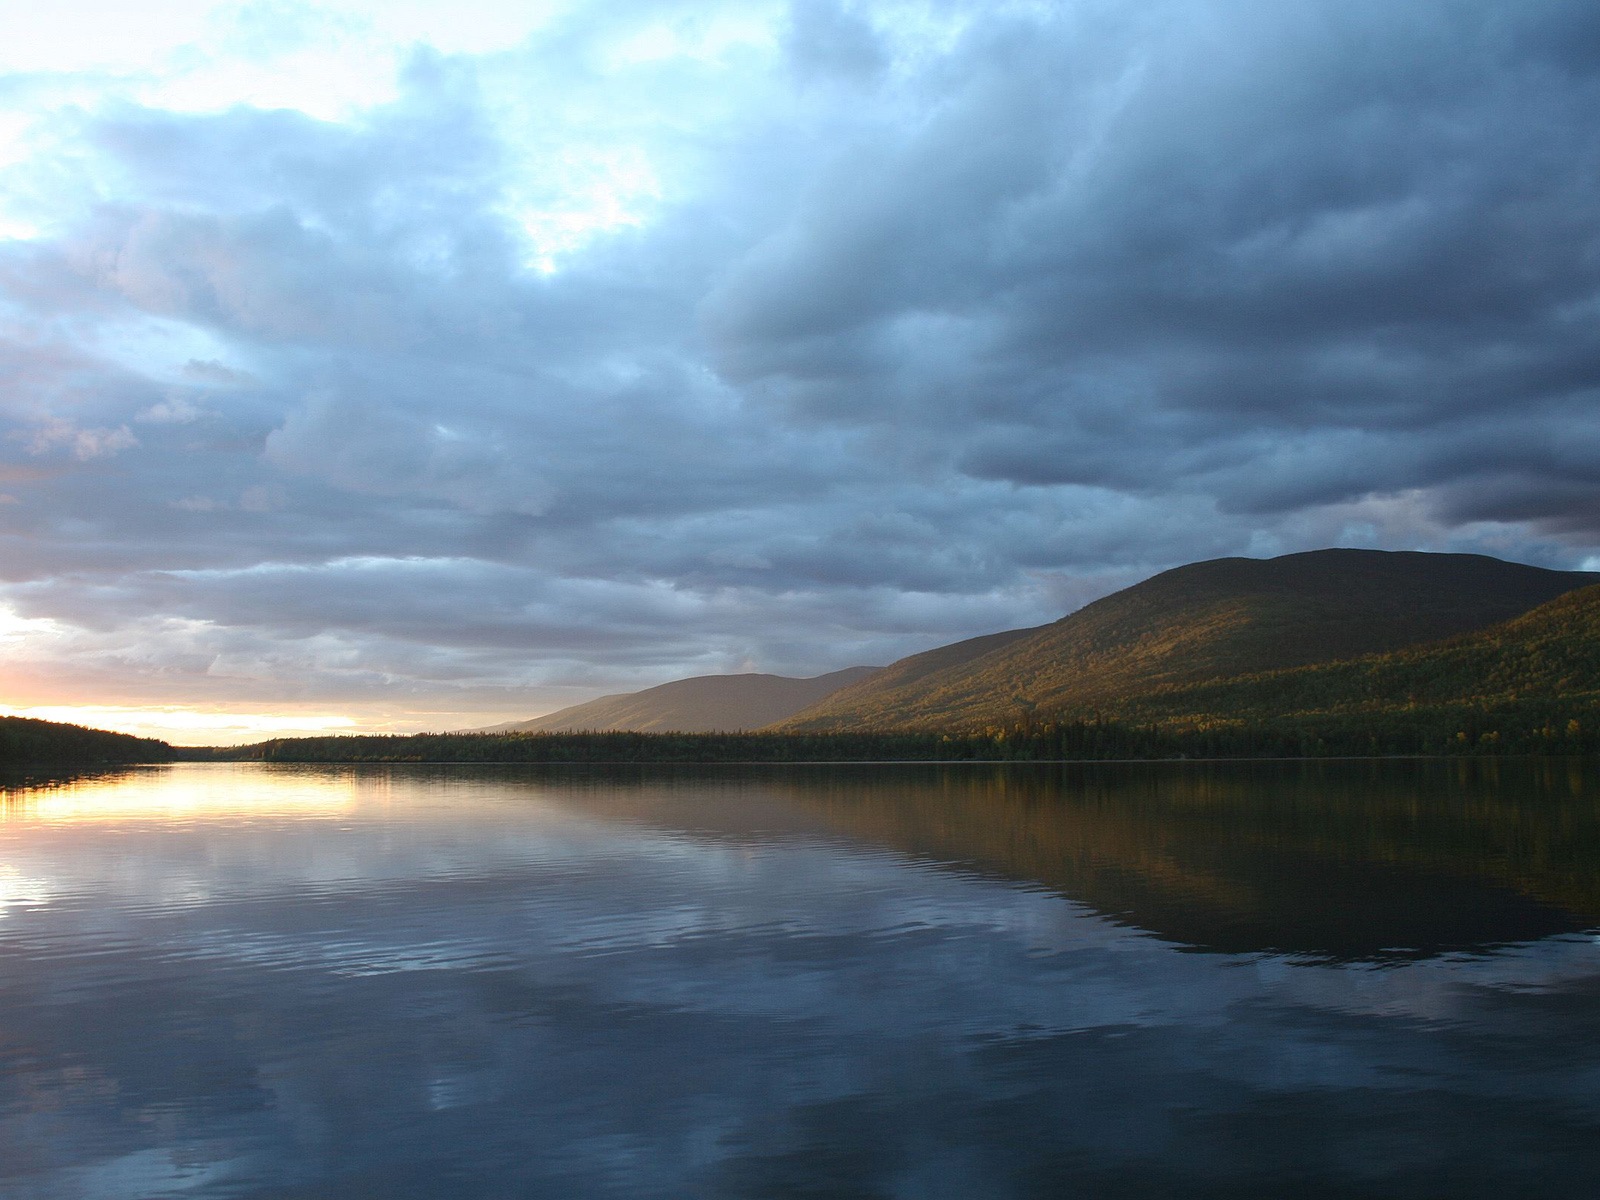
(737, 758), (1600, 960)
(1, 760), (1598, 1199)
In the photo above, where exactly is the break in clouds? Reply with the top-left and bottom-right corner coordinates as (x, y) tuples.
(2, 0), (1600, 729)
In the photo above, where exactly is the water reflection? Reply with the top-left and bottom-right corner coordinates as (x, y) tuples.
(746, 759), (1600, 960)
(2, 763), (359, 823)
(0, 761), (1597, 1198)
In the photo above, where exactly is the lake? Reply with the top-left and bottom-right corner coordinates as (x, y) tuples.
(2, 759), (1598, 1198)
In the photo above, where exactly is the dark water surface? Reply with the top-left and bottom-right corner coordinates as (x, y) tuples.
(2, 760), (1599, 1198)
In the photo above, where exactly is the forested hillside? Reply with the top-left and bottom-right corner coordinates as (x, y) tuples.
(0, 717), (174, 764)
(778, 550), (1599, 732)
(213, 582), (1600, 761)
(1116, 582), (1600, 746)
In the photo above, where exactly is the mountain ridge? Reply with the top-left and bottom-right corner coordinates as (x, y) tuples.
(482, 666), (880, 734)
(775, 550), (1600, 732)
(1125, 580), (1600, 730)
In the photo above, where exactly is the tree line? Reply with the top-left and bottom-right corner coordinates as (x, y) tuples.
(207, 702), (1600, 764)
(0, 716), (174, 765)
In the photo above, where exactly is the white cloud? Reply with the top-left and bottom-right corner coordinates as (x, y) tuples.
(139, 395), (206, 423)
(22, 419), (140, 461)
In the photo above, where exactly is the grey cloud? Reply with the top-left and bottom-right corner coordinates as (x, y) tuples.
(705, 0), (1600, 524)
(785, 1), (888, 85)
(3, 0), (1600, 723)
(264, 388), (557, 516)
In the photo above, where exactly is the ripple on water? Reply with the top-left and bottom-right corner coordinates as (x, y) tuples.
(1, 761), (1599, 1199)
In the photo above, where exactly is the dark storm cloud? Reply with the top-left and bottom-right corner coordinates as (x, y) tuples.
(3, 0), (1600, 723)
(709, 0), (1600, 520)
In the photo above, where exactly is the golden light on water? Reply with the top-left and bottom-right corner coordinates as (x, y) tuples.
(0, 764), (362, 823)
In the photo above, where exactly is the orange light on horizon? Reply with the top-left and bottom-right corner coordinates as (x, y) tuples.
(0, 704), (363, 746)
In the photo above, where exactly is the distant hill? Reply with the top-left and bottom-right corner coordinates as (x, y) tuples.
(0, 716), (174, 764)
(484, 666), (881, 734)
(776, 550), (1600, 732)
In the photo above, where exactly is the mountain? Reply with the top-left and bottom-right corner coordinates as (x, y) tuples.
(776, 550), (1600, 732)
(1126, 581), (1600, 732)
(821, 625), (1041, 698)
(484, 666), (881, 734)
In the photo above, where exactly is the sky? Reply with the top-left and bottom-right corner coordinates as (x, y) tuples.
(2, 0), (1599, 743)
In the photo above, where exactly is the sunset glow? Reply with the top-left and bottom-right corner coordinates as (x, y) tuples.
(0, 705), (358, 746)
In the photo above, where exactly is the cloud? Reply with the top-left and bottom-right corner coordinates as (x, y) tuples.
(21, 418), (139, 460)
(1, 0), (1599, 725)
(705, 2), (1600, 504)
(137, 393), (205, 422)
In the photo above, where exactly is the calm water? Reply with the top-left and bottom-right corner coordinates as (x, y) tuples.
(2, 760), (1599, 1198)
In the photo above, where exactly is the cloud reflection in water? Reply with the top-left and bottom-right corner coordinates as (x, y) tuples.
(0, 761), (1597, 1198)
